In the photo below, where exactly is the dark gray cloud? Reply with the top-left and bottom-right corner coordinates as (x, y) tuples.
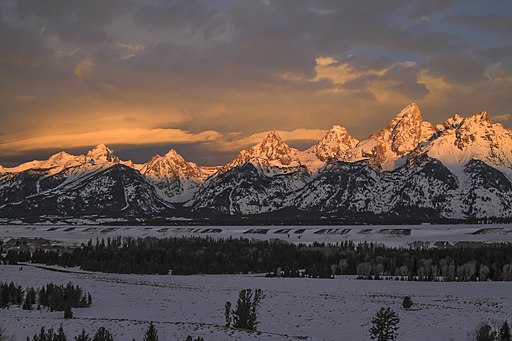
(134, 0), (226, 39)
(16, 0), (124, 44)
(453, 14), (512, 36)
(0, 0), (511, 166)
(425, 55), (486, 84)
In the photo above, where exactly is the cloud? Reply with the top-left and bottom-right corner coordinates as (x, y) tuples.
(453, 14), (512, 36)
(210, 128), (328, 151)
(133, 0), (226, 39)
(0, 126), (330, 162)
(0, 128), (224, 155)
(73, 57), (94, 79)
(311, 57), (428, 102)
(493, 113), (511, 122)
(15, 95), (36, 102)
(0, 0), (511, 165)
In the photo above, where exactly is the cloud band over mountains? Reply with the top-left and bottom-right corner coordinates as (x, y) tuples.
(0, 0), (511, 165)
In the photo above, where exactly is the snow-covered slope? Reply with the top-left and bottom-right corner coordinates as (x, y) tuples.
(2, 151), (84, 174)
(1, 164), (174, 219)
(190, 132), (309, 215)
(425, 111), (512, 179)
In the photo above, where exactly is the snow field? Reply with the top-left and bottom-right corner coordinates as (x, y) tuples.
(1, 265), (511, 340)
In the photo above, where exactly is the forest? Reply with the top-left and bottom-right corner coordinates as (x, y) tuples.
(0, 281), (92, 311)
(2, 237), (512, 281)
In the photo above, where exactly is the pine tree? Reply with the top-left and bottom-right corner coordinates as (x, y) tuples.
(185, 337), (204, 341)
(55, 325), (67, 341)
(75, 329), (91, 341)
(401, 296), (413, 310)
(369, 307), (400, 341)
(499, 321), (511, 341)
(476, 323), (496, 341)
(64, 306), (73, 319)
(32, 327), (47, 341)
(231, 289), (263, 331)
(143, 323), (159, 341)
(224, 302), (232, 327)
(92, 327), (113, 341)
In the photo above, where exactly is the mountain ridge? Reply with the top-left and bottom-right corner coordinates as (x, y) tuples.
(1, 103), (511, 223)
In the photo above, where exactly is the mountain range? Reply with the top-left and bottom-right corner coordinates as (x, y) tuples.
(1, 103), (511, 224)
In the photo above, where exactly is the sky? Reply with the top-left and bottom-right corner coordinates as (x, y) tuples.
(1, 0), (511, 166)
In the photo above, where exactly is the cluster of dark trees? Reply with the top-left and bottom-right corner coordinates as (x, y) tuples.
(26, 325), (204, 341)
(28, 326), (113, 341)
(473, 321), (511, 341)
(0, 281), (91, 312)
(3, 237), (512, 281)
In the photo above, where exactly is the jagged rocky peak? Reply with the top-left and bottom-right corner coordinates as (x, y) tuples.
(426, 110), (512, 175)
(142, 149), (203, 179)
(85, 144), (119, 164)
(223, 131), (301, 171)
(310, 125), (359, 161)
(383, 102), (434, 156)
(256, 131), (297, 162)
(344, 103), (435, 170)
(438, 113), (464, 130)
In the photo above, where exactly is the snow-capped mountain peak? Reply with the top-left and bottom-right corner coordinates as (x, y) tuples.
(343, 103), (435, 170)
(306, 125), (359, 162)
(384, 102), (434, 156)
(142, 149), (203, 179)
(164, 149), (182, 160)
(221, 131), (301, 172)
(256, 131), (298, 162)
(47, 151), (75, 163)
(85, 144), (119, 164)
(141, 149), (205, 202)
(426, 111), (512, 178)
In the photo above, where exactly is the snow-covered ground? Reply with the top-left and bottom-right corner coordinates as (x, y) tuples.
(0, 265), (510, 341)
(1, 223), (512, 247)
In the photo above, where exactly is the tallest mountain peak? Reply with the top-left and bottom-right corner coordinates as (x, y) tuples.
(386, 103), (423, 130)
(383, 103), (433, 156)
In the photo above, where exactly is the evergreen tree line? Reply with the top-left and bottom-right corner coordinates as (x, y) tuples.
(473, 320), (511, 341)
(3, 237), (512, 281)
(28, 326), (112, 341)
(26, 324), (204, 341)
(0, 281), (91, 311)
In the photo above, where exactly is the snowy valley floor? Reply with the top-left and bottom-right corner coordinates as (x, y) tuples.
(2, 223), (512, 247)
(1, 265), (511, 341)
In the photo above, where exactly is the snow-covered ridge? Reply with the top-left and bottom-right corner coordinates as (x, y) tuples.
(0, 103), (511, 219)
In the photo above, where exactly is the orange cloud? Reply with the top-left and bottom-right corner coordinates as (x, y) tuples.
(0, 126), (328, 157)
(0, 128), (223, 155)
(208, 128), (328, 151)
(74, 58), (94, 79)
